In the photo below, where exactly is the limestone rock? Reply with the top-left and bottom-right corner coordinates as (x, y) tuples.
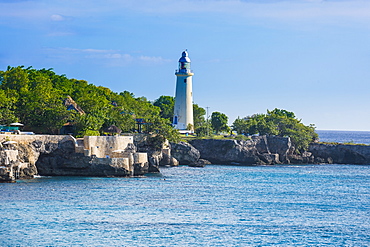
(288, 151), (314, 164)
(309, 143), (370, 164)
(189, 159), (211, 167)
(170, 141), (200, 165)
(266, 136), (293, 163)
(190, 139), (265, 165)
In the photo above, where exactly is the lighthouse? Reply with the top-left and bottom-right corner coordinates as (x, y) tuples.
(173, 50), (194, 132)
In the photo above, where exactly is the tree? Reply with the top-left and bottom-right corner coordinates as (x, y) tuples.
(0, 89), (18, 124)
(0, 67), (185, 138)
(74, 109), (106, 137)
(153, 95), (174, 121)
(193, 104), (206, 129)
(195, 121), (213, 137)
(232, 117), (249, 135)
(231, 108), (318, 152)
(211, 111), (229, 134)
(146, 116), (180, 148)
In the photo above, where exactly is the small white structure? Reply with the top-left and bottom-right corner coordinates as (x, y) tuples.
(74, 135), (148, 172)
(173, 50), (194, 133)
(82, 136), (134, 158)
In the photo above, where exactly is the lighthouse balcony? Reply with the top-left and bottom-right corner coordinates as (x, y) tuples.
(175, 69), (193, 74)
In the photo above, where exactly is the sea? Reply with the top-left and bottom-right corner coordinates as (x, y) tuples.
(1, 130), (369, 246)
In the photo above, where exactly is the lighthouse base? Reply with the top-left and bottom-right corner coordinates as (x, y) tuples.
(177, 130), (194, 135)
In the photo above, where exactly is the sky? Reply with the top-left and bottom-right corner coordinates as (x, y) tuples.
(1, 0), (370, 131)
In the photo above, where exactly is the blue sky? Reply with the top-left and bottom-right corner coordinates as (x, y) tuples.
(1, 0), (370, 130)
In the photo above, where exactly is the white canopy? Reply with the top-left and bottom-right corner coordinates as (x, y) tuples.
(3, 141), (17, 145)
(9, 123), (24, 126)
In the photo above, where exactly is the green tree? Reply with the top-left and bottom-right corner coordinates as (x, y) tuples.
(193, 104), (206, 129)
(232, 117), (249, 135)
(153, 95), (174, 121)
(195, 121), (213, 137)
(74, 109), (106, 137)
(211, 111), (229, 134)
(0, 66), (72, 133)
(0, 66), (181, 138)
(0, 89), (18, 124)
(146, 116), (180, 147)
(232, 108), (318, 152)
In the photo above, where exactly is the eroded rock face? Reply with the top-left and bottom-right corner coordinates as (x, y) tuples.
(266, 136), (293, 163)
(309, 143), (370, 164)
(0, 135), (71, 179)
(189, 136), (293, 166)
(35, 139), (133, 177)
(189, 139), (261, 165)
(133, 134), (179, 170)
(170, 141), (200, 165)
(0, 135), (151, 179)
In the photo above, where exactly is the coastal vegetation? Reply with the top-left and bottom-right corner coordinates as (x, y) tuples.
(232, 109), (318, 152)
(319, 141), (369, 146)
(0, 66), (179, 141)
(0, 66), (317, 152)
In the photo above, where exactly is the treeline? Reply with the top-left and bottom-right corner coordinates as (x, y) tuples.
(0, 66), (179, 141)
(0, 66), (317, 152)
(232, 109), (318, 151)
(154, 97), (318, 152)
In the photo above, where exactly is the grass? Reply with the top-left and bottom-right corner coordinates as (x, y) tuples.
(179, 134), (251, 142)
(318, 141), (369, 146)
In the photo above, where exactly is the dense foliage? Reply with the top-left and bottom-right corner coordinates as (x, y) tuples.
(232, 108), (318, 152)
(0, 66), (318, 150)
(153, 95), (174, 121)
(153, 95), (207, 131)
(0, 66), (179, 142)
(211, 111), (229, 134)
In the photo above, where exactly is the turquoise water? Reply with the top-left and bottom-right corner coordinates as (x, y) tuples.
(1, 165), (369, 246)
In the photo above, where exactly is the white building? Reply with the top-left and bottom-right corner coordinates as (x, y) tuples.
(173, 50), (194, 133)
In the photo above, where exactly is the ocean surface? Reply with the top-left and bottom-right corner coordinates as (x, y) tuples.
(316, 130), (370, 145)
(1, 130), (370, 246)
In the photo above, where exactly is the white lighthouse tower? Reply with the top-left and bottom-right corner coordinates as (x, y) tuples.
(173, 50), (194, 132)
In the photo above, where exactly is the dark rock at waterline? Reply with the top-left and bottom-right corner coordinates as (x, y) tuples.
(189, 137), (290, 166)
(170, 141), (200, 165)
(189, 159), (211, 167)
(36, 140), (133, 177)
(308, 143), (370, 164)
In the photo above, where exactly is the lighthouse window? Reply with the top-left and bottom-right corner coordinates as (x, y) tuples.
(184, 79), (187, 83)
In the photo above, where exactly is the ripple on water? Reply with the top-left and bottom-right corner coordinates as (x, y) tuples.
(0, 164), (369, 246)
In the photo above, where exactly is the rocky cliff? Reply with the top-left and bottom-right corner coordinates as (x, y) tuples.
(0, 135), (152, 181)
(177, 137), (370, 166)
(308, 143), (370, 164)
(35, 137), (136, 177)
(189, 136), (290, 165)
(2, 134), (369, 182)
(133, 134), (179, 170)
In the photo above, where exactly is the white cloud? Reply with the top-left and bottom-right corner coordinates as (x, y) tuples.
(44, 47), (171, 67)
(50, 14), (64, 21)
(139, 56), (171, 63)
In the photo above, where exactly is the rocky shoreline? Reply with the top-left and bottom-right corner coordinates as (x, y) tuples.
(179, 136), (370, 166)
(1, 134), (369, 182)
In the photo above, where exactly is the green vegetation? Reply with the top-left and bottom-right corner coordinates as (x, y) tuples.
(0, 66), (179, 142)
(153, 95), (174, 121)
(211, 112), (229, 134)
(319, 141), (369, 146)
(0, 66), (319, 152)
(232, 108), (318, 152)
